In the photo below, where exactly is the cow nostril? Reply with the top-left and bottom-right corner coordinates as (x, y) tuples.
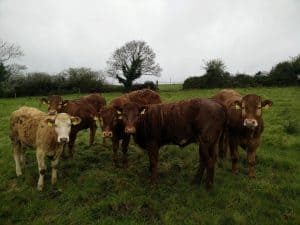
(59, 137), (68, 143)
(125, 127), (136, 134)
(103, 131), (113, 137)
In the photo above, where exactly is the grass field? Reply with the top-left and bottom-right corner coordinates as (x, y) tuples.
(0, 86), (299, 225)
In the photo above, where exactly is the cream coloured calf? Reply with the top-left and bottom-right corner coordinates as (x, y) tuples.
(10, 107), (81, 191)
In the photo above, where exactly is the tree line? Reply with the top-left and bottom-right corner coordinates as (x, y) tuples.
(183, 56), (300, 89)
(0, 38), (299, 97)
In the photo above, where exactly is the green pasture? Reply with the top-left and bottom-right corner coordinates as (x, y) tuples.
(0, 86), (299, 225)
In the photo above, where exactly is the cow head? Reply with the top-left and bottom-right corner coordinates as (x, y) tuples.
(115, 102), (148, 134)
(41, 95), (65, 115)
(45, 113), (81, 143)
(233, 94), (273, 129)
(99, 106), (117, 138)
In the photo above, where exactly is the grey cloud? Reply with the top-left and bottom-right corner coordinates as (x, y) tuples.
(1, 0), (299, 83)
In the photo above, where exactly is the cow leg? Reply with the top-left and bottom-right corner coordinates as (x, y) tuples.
(229, 139), (239, 174)
(13, 142), (22, 176)
(206, 142), (218, 190)
(112, 137), (120, 167)
(89, 121), (97, 146)
(193, 143), (208, 185)
(247, 142), (259, 178)
(20, 148), (26, 168)
(148, 146), (159, 184)
(36, 149), (46, 191)
(218, 132), (228, 168)
(51, 158), (60, 185)
(67, 130), (78, 157)
(121, 135), (130, 168)
(192, 147), (205, 184)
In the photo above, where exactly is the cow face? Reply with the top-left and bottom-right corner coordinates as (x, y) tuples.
(41, 95), (64, 115)
(115, 102), (147, 134)
(99, 107), (116, 138)
(45, 113), (81, 143)
(233, 94), (272, 129)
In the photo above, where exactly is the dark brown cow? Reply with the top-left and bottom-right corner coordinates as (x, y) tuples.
(40, 94), (105, 156)
(41, 93), (106, 115)
(115, 99), (227, 189)
(212, 89), (273, 177)
(99, 89), (161, 167)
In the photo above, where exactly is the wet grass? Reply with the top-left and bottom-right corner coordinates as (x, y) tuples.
(0, 86), (299, 225)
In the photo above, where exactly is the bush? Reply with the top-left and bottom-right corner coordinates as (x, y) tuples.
(129, 81), (158, 92)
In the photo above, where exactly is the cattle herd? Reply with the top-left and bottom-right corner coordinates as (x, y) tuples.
(9, 89), (272, 191)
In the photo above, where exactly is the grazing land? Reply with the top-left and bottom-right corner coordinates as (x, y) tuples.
(0, 86), (299, 225)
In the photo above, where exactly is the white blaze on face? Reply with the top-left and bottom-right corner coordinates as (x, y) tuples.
(54, 113), (72, 143)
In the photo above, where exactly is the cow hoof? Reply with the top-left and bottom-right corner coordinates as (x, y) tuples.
(248, 173), (256, 178)
(232, 168), (238, 174)
(37, 185), (43, 191)
(205, 183), (213, 191)
(150, 177), (158, 185)
(191, 177), (202, 185)
(16, 172), (22, 177)
(217, 161), (224, 168)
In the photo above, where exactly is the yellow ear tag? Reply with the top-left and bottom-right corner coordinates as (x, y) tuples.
(117, 110), (122, 115)
(235, 104), (241, 110)
(140, 109), (146, 115)
(93, 116), (98, 121)
(47, 122), (53, 127)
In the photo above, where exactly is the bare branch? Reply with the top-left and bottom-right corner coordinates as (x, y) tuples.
(0, 39), (24, 63)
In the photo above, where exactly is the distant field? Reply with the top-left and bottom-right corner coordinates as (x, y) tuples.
(0, 87), (299, 225)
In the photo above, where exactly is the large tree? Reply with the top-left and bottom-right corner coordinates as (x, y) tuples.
(0, 39), (25, 81)
(202, 59), (228, 88)
(0, 39), (23, 63)
(106, 40), (161, 90)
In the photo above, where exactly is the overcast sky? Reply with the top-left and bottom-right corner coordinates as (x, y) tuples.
(1, 0), (299, 83)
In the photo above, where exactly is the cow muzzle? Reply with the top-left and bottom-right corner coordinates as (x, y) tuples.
(102, 131), (113, 137)
(243, 118), (258, 129)
(125, 126), (136, 134)
(58, 137), (69, 143)
(48, 109), (57, 115)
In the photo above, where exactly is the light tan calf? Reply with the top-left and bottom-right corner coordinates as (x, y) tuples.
(10, 107), (45, 176)
(10, 107), (81, 191)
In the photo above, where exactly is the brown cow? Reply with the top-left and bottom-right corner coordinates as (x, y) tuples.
(115, 99), (227, 189)
(41, 95), (101, 156)
(212, 89), (273, 177)
(41, 94), (106, 154)
(99, 89), (161, 167)
(41, 93), (106, 115)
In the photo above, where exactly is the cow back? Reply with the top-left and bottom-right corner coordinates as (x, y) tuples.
(135, 98), (226, 148)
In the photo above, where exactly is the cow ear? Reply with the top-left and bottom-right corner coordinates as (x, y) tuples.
(62, 100), (68, 107)
(45, 117), (55, 127)
(233, 100), (242, 110)
(71, 116), (81, 125)
(40, 98), (49, 105)
(262, 99), (273, 110)
(139, 106), (148, 115)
